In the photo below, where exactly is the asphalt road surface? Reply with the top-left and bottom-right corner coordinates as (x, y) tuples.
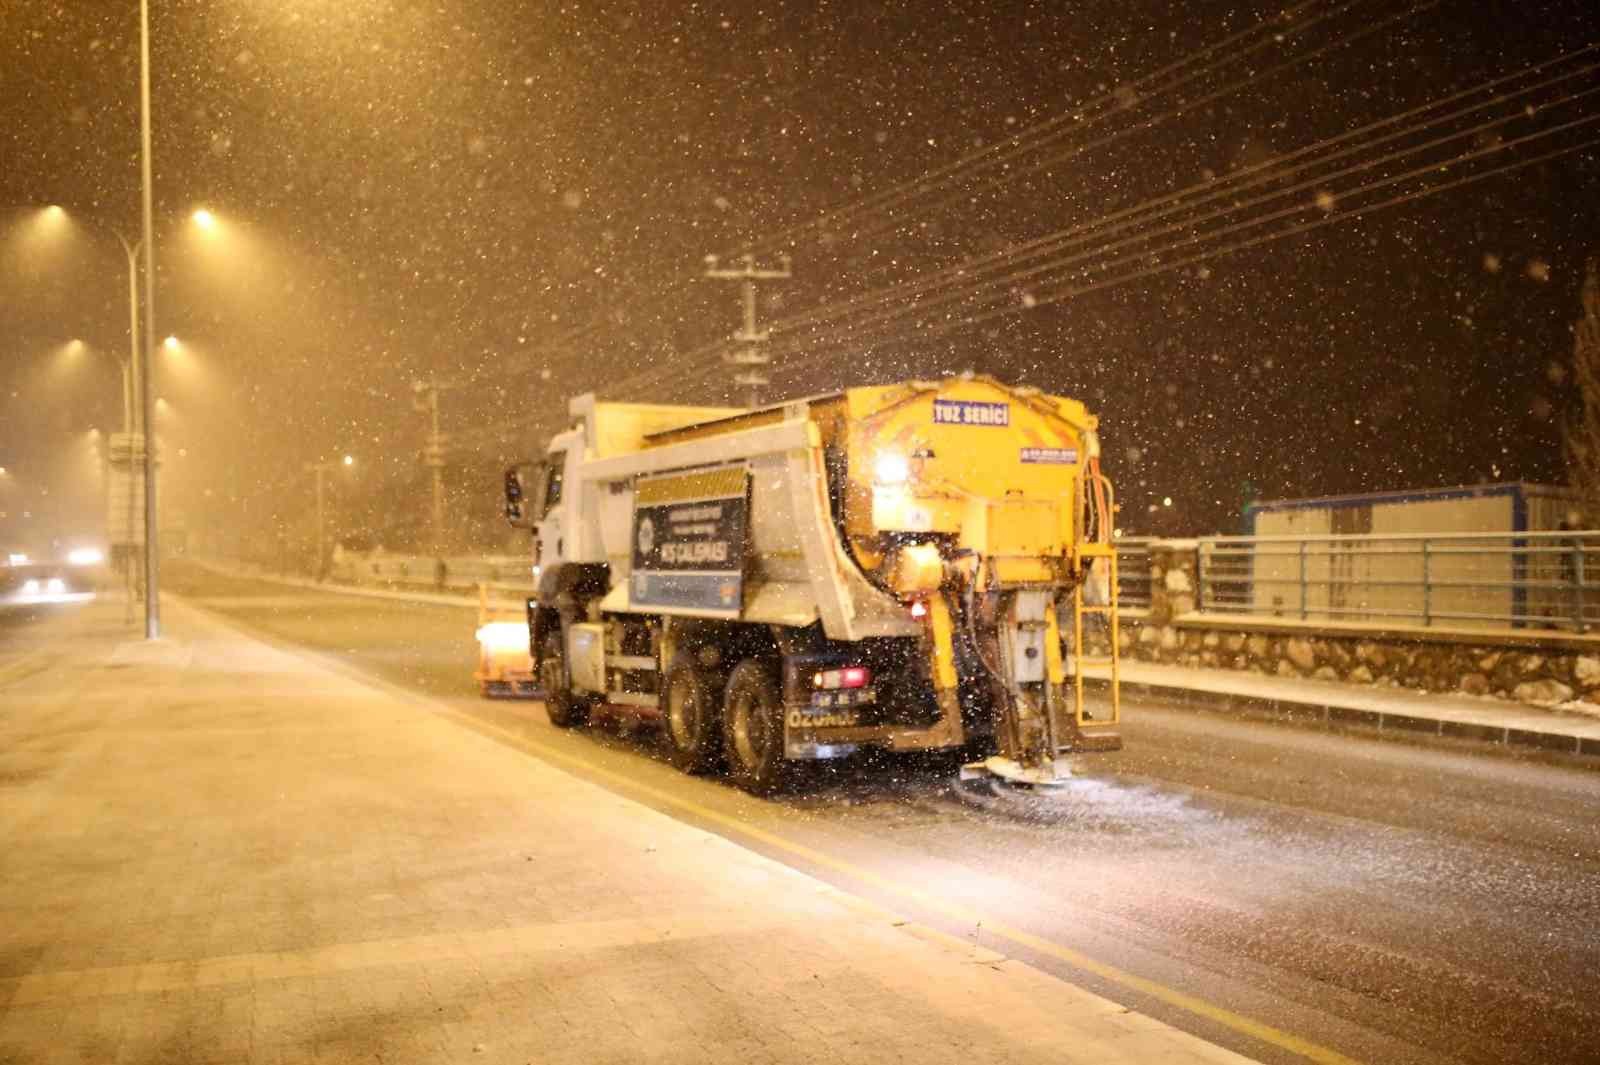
(71, 565), (1600, 1065)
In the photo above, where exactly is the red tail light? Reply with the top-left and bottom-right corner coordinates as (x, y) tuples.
(813, 667), (872, 690)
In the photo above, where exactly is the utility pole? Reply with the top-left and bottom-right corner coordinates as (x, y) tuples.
(704, 252), (791, 408)
(412, 377), (460, 554)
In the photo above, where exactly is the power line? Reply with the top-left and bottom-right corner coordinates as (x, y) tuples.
(769, 26), (1590, 347)
(607, 0), (1443, 397)
(761, 73), (1600, 358)
(792, 0), (1437, 262)
(646, 105), (1600, 399)
(754, 122), (1600, 381)
(496, 0), (1367, 401)
(456, 7), (1595, 443)
(731, 0), (1346, 259)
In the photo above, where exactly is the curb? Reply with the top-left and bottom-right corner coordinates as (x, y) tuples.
(193, 561), (499, 610)
(1087, 676), (1600, 761)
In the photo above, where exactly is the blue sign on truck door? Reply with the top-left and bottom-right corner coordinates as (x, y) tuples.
(630, 464), (749, 617)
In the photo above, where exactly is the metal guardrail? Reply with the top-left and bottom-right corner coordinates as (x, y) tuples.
(1197, 531), (1599, 630)
(329, 554), (535, 596)
(1115, 538), (1153, 609)
(336, 546), (1161, 613)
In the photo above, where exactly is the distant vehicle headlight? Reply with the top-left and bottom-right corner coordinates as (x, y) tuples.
(21, 578), (40, 595)
(46, 577), (66, 594)
(67, 548), (103, 566)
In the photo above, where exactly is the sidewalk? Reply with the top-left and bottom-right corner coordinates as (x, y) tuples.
(1083, 660), (1600, 758)
(0, 596), (1258, 1065)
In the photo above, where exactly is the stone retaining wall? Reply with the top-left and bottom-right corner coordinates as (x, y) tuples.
(1111, 541), (1600, 708)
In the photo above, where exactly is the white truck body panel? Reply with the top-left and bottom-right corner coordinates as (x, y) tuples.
(568, 401), (916, 640)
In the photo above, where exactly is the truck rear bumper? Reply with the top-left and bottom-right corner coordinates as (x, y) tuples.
(782, 687), (964, 759)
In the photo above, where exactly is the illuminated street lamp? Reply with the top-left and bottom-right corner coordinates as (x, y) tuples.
(305, 455), (355, 581)
(33, 209), (143, 614)
(37, 0), (207, 638)
(66, 339), (134, 442)
(191, 209), (217, 231)
(35, 212), (143, 442)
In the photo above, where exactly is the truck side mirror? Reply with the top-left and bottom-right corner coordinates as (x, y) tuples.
(504, 462), (545, 529)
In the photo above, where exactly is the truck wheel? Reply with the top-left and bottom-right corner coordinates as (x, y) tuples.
(723, 660), (787, 796)
(661, 656), (721, 774)
(541, 629), (586, 729)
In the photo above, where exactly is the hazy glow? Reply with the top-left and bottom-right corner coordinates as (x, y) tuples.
(67, 547), (103, 566)
(342, 454), (354, 466)
(192, 209), (217, 230)
(164, 336), (180, 350)
(476, 621), (529, 655)
(874, 451), (910, 484)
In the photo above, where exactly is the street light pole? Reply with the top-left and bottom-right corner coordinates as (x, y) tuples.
(112, 234), (140, 620)
(114, 235), (139, 438)
(313, 463), (327, 578)
(137, 0), (161, 638)
(412, 377), (460, 554)
(305, 456), (353, 581)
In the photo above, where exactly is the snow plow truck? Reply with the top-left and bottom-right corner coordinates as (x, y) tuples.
(502, 373), (1123, 793)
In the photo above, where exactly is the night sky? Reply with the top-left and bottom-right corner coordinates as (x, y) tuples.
(2, 0), (1598, 552)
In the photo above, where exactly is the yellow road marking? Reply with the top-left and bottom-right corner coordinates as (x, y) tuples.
(443, 708), (1366, 1065)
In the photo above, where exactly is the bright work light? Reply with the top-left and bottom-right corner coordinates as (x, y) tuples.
(874, 451), (910, 485)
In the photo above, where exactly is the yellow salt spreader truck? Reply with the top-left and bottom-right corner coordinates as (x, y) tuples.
(497, 374), (1122, 793)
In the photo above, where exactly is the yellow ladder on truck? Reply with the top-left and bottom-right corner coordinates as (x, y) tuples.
(1068, 541), (1123, 745)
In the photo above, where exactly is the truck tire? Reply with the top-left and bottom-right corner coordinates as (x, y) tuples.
(722, 659), (787, 796)
(661, 656), (721, 774)
(541, 629), (586, 729)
